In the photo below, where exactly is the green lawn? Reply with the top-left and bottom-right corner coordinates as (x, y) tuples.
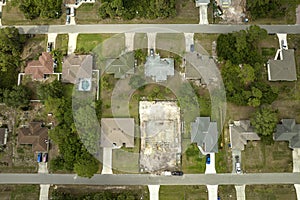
(0, 185), (39, 200)
(76, 0), (198, 24)
(246, 185), (296, 200)
(55, 34), (69, 56)
(160, 185), (208, 200)
(242, 141), (293, 173)
(218, 185), (236, 200)
(1, 1), (64, 25)
(63, 84), (74, 99)
(194, 34), (219, 56)
(182, 142), (206, 174)
(76, 34), (114, 54)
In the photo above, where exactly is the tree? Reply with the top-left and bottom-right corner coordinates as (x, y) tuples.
(19, 0), (62, 20)
(37, 80), (63, 100)
(250, 106), (278, 136)
(74, 105), (100, 154)
(238, 64), (255, 85)
(0, 27), (25, 73)
(3, 85), (31, 108)
(74, 148), (99, 178)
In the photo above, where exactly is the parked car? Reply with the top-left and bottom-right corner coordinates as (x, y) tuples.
(66, 7), (71, 15)
(150, 48), (154, 56)
(66, 15), (71, 24)
(190, 44), (194, 52)
(206, 154), (211, 164)
(235, 162), (241, 174)
(161, 171), (172, 176)
(171, 171), (183, 176)
(70, 7), (75, 17)
(47, 42), (53, 52)
(37, 153), (42, 163)
(42, 153), (48, 163)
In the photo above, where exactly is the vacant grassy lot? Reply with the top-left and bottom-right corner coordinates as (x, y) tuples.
(246, 185), (296, 200)
(0, 185), (40, 200)
(76, 0), (199, 24)
(76, 34), (113, 54)
(194, 34), (219, 56)
(218, 185), (236, 200)
(1, 1), (64, 25)
(160, 185), (208, 200)
(182, 142), (206, 174)
(242, 141), (293, 173)
(55, 34), (69, 55)
(134, 33), (148, 50)
(156, 33), (186, 56)
(50, 185), (149, 200)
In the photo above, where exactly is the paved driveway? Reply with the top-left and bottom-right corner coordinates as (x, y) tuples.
(231, 149), (241, 173)
(277, 33), (288, 49)
(184, 33), (194, 52)
(148, 185), (160, 200)
(38, 163), (48, 174)
(235, 185), (246, 200)
(293, 148), (300, 172)
(47, 33), (57, 49)
(67, 33), (78, 55)
(296, 5), (300, 24)
(101, 147), (113, 174)
(125, 32), (135, 52)
(207, 185), (218, 200)
(205, 153), (216, 174)
(147, 32), (156, 53)
(199, 5), (208, 24)
(39, 184), (50, 200)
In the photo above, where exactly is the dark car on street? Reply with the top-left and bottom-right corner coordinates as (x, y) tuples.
(171, 171), (183, 176)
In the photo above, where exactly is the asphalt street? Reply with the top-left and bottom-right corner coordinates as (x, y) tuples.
(12, 24), (300, 34)
(0, 173), (299, 185)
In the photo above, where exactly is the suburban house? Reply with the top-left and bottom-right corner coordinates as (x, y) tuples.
(191, 117), (218, 154)
(105, 52), (135, 79)
(144, 53), (174, 82)
(267, 49), (297, 81)
(274, 119), (300, 149)
(229, 120), (261, 151)
(62, 54), (93, 91)
(0, 128), (8, 146)
(100, 118), (135, 148)
(24, 52), (53, 80)
(18, 122), (48, 152)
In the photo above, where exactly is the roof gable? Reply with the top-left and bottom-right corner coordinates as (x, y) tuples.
(191, 117), (218, 153)
(18, 122), (48, 152)
(268, 49), (297, 81)
(145, 54), (174, 82)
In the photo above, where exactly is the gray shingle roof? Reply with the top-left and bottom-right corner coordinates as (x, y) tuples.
(105, 52), (135, 79)
(267, 49), (297, 81)
(191, 117), (218, 153)
(145, 54), (174, 82)
(274, 119), (300, 149)
(229, 120), (260, 151)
